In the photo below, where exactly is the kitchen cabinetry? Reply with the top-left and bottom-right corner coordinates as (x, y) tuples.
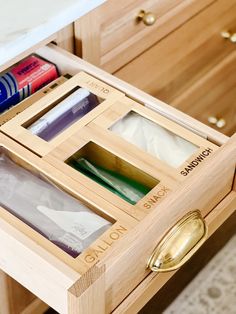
(75, 0), (236, 136)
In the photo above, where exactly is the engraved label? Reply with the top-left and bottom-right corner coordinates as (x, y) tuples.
(84, 254), (96, 263)
(85, 80), (110, 95)
(115, 225), (128, 234)
(110, 231), (120, 240)
(93, 248), (104, 256)
(83, 225), (128, 264)
(180, 147), (213, 176)
(97, 243), (110, 251)
(142, 185), (171, 210)
(102, 239), (113, 247)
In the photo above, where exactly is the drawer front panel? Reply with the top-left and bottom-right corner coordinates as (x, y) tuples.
(100, 0), (182, 56)
(100, 0), (183, 68)
(98, 134), (236, 311)
(172, 51), (236, 136)
(75, 0), (214, 72)
(115, 0), (236, 136)
(114, 193), (236, 314)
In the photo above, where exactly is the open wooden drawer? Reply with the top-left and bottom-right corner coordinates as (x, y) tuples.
(0, 44), (235, 314)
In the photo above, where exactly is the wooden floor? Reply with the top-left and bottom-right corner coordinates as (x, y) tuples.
(140, 210), (236, 313)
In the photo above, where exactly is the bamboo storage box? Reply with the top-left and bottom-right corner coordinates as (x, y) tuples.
(0, 74), (70, 127)
(44, 126), (175, 221)
(0, 44), (235, 314)
(0, 132), (137, 312)
(90, 96), (218, 181)
(1, 71), (125, 157)
(42, 93), (222, 221)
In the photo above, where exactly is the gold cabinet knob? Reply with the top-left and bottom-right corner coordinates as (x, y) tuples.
(147, 211), (208, 272)
(221, 31), (231, 39)
(221, 31), (236, 43)
(230, 33), (236, 43)
(137, 10), (157, 26)
(208, 116), (226, 129)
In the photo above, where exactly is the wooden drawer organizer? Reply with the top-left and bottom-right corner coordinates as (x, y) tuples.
(43, 96), (219, 222)
(0, 44), (235, 314)
(115, 0), (236, 136)
(1, 71), (124, 157)
(90, 96), (217, 181)
(0, 132), (136, 313)
(0, 74), (70, 127)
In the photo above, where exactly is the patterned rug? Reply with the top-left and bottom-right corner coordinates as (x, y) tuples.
(164, 235), (236, 314)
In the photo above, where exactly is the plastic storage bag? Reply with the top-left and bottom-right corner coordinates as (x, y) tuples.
(110, 112), (198, 168)
(0, 151), (111, 257)
(28, 87), (99, 141)
(68, 157), (151, 205)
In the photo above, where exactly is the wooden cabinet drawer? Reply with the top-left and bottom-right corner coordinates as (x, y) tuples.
(172, 50), (236, 136)
(115, 0), (236, 136)
(0, 44), (235, 314)
(0, 132), (136, 313)
(114, 195), (236, 314)
(75, 0), (214, 72)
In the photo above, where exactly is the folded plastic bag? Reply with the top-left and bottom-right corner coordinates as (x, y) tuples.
(28, 87), (99, 141)
(68, 157), (150, 205)
(110, 112), (198, 168)
(0, 151), (111, 257)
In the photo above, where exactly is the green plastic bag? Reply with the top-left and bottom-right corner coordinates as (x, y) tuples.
(69, 158), (151, 205)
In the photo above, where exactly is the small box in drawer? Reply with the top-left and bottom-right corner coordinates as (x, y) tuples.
(44, 126), (176, 220)
(0, 75), (70, 126)
(42, 95), (218, 221)
(0, 132), (136, 271)
(90, 96), (218, 181)
(0, 71), (125, 156)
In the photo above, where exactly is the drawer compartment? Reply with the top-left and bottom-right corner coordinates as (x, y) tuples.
(1, 129), (234, 313)
(0, 133), (136, 313)
(44, 125), (175, 220)
(0, 75), (70, 127)
(91, 96), (217, 179)
(0, 44), (235, 313)
(1, 71), (124, 156)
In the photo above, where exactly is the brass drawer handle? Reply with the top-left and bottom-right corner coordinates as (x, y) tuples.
(147, 211), (208, 272)
(208, 116), (226, 129)
(221, 31), (236, 43)
(137, 10), (156, 26)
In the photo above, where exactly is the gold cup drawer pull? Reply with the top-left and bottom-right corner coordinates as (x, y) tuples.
(137, 10), (157, 26)
(147, 211), (208, 272)
(208, 116), (226, 129)
(221, 31), (236, 43)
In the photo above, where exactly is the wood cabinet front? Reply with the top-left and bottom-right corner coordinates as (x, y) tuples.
(115, 0), (236, 136)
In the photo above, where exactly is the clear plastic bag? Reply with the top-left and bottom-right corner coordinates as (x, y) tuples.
(110, 112), (198, 168)
(0, 151), (111, 257)
(28, 88), (99, 141)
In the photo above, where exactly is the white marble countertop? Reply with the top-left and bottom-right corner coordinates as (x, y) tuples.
(0, 0), (105, 67)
